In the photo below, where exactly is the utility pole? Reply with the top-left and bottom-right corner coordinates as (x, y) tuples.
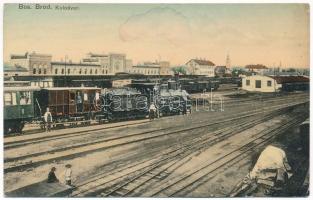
(64, 55), (68, 87)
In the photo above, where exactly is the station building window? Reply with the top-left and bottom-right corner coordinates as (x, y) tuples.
(255, 80), (261, 88)
(90, 69), (93, 74)
(68, 69), (70, 74)
(61, 69), (64, 74)
(33, 69), (36, 74)
(38, 68), (42, 74)
(267, 80), (272, 87)
(79, 69), (82, 74)
(43, 69), (47, 74)
(246, 80), (250, 86)
(55, 69), (58, 74)
(85, 69), (87, 74)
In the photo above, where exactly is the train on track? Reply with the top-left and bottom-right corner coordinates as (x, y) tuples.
(4, 80), (192, 134)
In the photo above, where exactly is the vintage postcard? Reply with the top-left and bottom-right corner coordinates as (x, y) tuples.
(2, 2), (310, 198)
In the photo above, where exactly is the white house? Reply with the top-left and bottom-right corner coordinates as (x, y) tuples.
(242, 75), (280, 92)
(242, 75), (309, 92)
(185, 59), (215, 77)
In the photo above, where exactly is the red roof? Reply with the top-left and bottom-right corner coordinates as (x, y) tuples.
(245, 64), (268, 69)
(270, 76), (309, 84)
(189, 59), (215, 66)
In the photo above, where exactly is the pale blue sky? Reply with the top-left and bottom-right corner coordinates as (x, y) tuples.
(4, 4), (310, 67)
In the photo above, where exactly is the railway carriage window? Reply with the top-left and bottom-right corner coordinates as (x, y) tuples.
(255, 80), (261, 88)
(19, 91), (31, 105)
(70, 93), (75, 104)
(267, 80), (272, 87)
(4, 93), (12, 105)
(84, 93), (88, 101)
(246, 80), (250, 86)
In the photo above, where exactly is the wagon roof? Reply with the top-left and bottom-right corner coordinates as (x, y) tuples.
(42, 87), (100, 91)
(269, 75), (309, 84)
(4, 86), (41, 92)
(106, 88), (141, 95)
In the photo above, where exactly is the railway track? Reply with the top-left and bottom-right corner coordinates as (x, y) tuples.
(4, 101), (307, 174)
(4, 119), (150, 149)
(70, 102), (307, 197)
(112, 109), (307, 197)
(162, 112), (308, 197)
(5, 93), (308, 151)
(5, 92), (307, 146)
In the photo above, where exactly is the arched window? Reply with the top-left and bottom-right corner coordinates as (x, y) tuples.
(55, 69), (58, 74)
(95, 69), (98, 74)
(43, 69), (47, 74)
(33, 68), (36, 74)
(61, 69), (64, 74)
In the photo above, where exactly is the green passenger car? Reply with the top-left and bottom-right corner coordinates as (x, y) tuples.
(4, 86), (40, 134)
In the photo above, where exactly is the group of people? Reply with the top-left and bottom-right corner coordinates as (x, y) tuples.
(47, 164), (72, 186)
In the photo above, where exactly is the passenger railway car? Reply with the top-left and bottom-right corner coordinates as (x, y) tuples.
(34, 87), (102, 122)
(101, 88), (149, 121)
(4, 85), (40, 134)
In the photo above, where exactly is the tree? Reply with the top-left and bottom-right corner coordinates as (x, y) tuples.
(172, 66), (187, 75)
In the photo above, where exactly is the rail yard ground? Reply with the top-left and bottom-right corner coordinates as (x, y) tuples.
(4, 90), (310, 197)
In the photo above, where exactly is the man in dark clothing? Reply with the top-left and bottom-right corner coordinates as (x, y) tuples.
(47, 167), (59, 183)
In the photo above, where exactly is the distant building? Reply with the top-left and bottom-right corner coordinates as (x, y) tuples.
(242, 75), (309, 92)
(4, 64), (29, 77)
(10, 52), (52, 75)
(51, 61), (101, 76)
(159, 61), (173, 75)
(131, 63), (160, 75)
(82, 52), (128, 75)
(215, 66), (228, 77)
(185, 59), (215, 77)
(245, 64), (269, 75)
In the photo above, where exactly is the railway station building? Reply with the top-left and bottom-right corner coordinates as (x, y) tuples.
(185, 59), (216, 77)
(10, 52), (52, 76)
(242, 75), (309, 92)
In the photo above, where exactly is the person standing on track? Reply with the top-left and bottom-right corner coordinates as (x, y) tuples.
(65, 164), (72, 186)
(149, 103), (157, 120)
(43, 107), (52, 132)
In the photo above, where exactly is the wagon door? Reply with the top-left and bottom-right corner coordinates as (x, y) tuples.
(69, 91), (76, 115)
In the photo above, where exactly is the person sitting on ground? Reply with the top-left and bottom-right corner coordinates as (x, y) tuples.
(47, 167), (59, 183)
